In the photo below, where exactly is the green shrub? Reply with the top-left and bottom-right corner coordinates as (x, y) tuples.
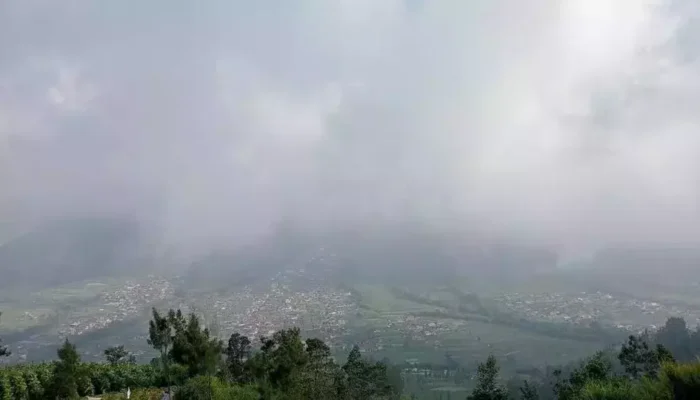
(9, 369), (28, 400)
(576, 379), (638, 400)
(176, 376), (259, 400)
(218, 384), (259, 400)
(659, 361), (700, 400)
(575, 361), (700, 400)
(0, 372), (12, 400)
(176, 375), (224, 400)
(101, 387), (164, 400)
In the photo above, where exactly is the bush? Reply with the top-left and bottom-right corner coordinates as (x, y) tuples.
(218, 385), (259, 400)
(0, 372), (12, 400)
(9, 369), (28, 400)
(176, 376), (258, 400)
(659, 361), (700, 400)
(101, 387), (164, 400)
(576, 380), (640, 400)
(575, 361), (700, 400)
(0, 362), (162, 399)
(176, 376), (224, 400)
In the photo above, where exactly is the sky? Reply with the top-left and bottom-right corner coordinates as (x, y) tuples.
(1, 0), (699, 255)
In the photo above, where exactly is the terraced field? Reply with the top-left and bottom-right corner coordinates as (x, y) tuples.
(346, 283), (609, 369)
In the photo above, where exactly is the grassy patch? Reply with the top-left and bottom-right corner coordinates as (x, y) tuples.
(343, 282), (605, 368)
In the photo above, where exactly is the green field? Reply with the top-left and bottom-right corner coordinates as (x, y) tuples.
(346, 282), (607, 370)
(0, 277), (143, 334)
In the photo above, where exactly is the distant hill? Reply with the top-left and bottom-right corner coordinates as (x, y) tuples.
(0, 217), (148, 290)
(532, 246), (700, 300)
(592, 247), (700, 278)
(184, 223), (559, 289)
(585, 247), (700, 294)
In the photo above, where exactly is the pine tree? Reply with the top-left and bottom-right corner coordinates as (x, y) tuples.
(225, 333), (252, 383)
(619, 335), (674, 379)
(147, 308), (174, 393)
(519, 380), (539, 400)
(52, 339), (81, 399)
(170, 312), (223, 378)
(0, 313), (9, 357)
(104, 345), (136, 365)
(467, 355), (509, 400)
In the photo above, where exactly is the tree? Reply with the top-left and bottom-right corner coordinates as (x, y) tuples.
(342, 345), (396, 400)
(261, 328), (308, 395)
(553, 351), (614, 400)
(9, 369), (28, 400)
(170, 312), (223, 378)
(104, 345), (136, 365)
(52, 339), (81, 399)
(0, 313), (9, 357)
(382, 357), (405, 398)
(168, 312), (223, 400)
(656, 317), (692, 361)
(519, 380), (539, 400)
(467, 355), (509, 400)
(619, 334), (674, 379)
(224, 333), (252, 384)
(303, 338), (340, 399)
(690, 328), (700, 358)
(147, 308), (175, 393)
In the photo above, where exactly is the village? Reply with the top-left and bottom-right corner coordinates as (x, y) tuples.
(56, 277), (176, 337)
(180, 277), (358, 349)
(4, 269), (700, 363)
(493, 291), (700, 332)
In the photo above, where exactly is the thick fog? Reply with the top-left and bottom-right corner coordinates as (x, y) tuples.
(1, 0), (699, 256)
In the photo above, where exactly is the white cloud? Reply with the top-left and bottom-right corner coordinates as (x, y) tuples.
(1, 0), (699, 251)
(46, 64), (97, 113)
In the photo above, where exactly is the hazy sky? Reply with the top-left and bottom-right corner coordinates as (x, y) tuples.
(1, 0), (699, 253)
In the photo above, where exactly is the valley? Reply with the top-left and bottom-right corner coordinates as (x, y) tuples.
(2, 266), (698, 373)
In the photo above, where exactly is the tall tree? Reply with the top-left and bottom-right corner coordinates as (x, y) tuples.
(619, 334), (674, 379)
(656, 317), (692, 361)
(303, 338), (340, 399)
(519, 380), (539, 400)
(170, 312), (223, 378)
(147, 308), (175, 393)
(690, 328), (700, 359)
(342, 345), (396, 400)
(52, 339), (81, 399)
(246, 328), (310, 399)
(104, 345), (136, 365)
(169, 312), (223, 400)
(225, 333), (252, 384)
(382, 357), (405, 398)
(265, 328), (307, 393)
(0, 313), (9, 357)
(467, 355), (509, 400)
(553, 351), (613, 400)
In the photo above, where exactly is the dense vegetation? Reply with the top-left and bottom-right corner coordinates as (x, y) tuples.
(1, 309), (699, 399)
(0, 308), (403, 399)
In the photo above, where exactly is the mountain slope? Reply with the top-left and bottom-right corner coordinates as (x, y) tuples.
(0, 217), (147, 289)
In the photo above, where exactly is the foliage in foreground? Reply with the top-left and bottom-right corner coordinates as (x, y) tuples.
(572, 361), (700, 400)
(0, 307), (403, 399)
(100, 387), (166, 400)
(538, 334), (700, 400)
(1, 307), (700, 399)
(175, 376), (258, 400)
(466, 329), (700, 400)
(0, 359), (161, 399)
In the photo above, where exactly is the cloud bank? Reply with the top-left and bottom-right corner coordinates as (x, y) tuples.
(1, 0), (699, 254)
